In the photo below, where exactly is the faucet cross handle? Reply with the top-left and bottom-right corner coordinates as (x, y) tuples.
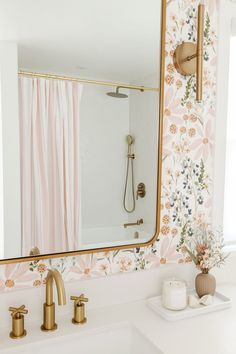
(9, 305), (28, 318)
(9, 305), (28, 339)
(70, 294), (89, 325)
(70, 294), (88, 305)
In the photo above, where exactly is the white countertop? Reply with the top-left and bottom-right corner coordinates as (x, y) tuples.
(0, 284), (236, 354)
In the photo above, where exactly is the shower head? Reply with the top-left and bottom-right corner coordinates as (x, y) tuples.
(106, 86), (128, 98)
(127, 135), (134, 145)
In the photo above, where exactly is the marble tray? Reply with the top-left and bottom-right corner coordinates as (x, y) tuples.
(147, 290), (232, 322)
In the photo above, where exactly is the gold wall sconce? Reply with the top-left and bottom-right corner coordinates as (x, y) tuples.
(173, 4), (205, 102)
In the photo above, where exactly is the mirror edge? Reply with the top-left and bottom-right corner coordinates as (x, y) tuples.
(0, 0), (166, 265)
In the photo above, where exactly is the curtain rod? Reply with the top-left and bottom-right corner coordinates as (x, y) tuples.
(18, 70), (159, 92)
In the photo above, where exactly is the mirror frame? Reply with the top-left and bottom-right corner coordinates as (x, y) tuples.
(0, 0), (166, 265)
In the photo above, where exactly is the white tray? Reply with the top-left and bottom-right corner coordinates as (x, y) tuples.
(147, 290), (232, 322)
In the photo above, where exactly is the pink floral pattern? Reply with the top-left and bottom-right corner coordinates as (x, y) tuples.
(0, 263), (38, 291)
(0, 0), (218, 292)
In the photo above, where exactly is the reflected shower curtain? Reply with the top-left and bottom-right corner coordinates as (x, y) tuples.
(19, 76), (82, 255)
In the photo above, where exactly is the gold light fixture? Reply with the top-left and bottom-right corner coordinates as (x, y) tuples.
(173, 4), (205, 102)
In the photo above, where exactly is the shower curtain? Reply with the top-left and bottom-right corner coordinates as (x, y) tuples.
(19, 76), (82, 255)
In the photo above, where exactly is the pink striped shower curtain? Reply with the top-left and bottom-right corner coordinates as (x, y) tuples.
(19, 77), (82, 255)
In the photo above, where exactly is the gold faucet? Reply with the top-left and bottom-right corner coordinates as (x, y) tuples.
(41, 269), (66, 332)
(123, 218), (143, 228)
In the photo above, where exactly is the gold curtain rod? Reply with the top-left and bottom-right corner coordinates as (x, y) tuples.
(18, 70), (159, 92)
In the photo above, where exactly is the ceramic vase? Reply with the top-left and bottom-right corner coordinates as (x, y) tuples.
(195, 271), (216, 298)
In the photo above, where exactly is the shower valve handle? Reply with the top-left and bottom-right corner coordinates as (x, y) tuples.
(136, 183), (146, 200)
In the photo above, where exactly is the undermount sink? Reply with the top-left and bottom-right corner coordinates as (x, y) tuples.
(3, 323), (163, 354)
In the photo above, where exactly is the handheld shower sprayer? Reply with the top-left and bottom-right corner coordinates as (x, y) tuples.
(123, 135), (135, 213)
(127, 135), (134, 156)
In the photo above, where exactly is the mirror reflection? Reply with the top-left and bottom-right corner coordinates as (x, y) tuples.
(0, 0), (162, 259)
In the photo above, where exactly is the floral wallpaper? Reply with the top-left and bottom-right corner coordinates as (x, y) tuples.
(0, 0), (218, 292)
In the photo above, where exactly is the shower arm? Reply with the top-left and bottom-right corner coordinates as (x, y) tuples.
(116, 86), (144, 93)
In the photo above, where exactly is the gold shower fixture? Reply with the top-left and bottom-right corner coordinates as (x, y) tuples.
(123, 218), (143, 228)
(173, 4), (205, 102)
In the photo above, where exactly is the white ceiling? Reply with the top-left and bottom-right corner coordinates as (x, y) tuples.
(0, 0), (161, 82)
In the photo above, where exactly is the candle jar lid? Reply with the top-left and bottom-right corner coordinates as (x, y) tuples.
(163, 278), (187, 289)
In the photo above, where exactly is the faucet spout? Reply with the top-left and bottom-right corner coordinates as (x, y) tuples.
(46, 269), (66, 306)
(41, 269), (66, 332)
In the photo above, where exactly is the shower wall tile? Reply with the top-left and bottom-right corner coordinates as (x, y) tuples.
(0, 0), (218, 292)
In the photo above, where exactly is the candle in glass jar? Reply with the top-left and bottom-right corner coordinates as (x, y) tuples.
(162, 279), (187, 311)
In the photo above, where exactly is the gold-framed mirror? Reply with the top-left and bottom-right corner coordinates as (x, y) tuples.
(0, 0), (166, 264)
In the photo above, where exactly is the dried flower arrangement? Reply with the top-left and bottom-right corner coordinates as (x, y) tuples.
(182, 224), (228, 274)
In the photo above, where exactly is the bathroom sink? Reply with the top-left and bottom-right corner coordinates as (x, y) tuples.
(3, 323), (163, 354)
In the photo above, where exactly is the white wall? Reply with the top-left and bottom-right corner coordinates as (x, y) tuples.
(0, 42), (21, 258)
(0, 67), (3, 258)
(129, 74), (159, 235)
(80, 85), (129, 231)
(213, 0), (236, 230)
(213, 1), (236, 277)
(80, 80), (159, 244)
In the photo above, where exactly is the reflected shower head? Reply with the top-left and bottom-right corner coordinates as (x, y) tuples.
(106, 86), (128, 98)
(127, 135), (134, 145)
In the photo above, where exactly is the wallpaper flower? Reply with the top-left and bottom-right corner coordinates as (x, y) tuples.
(0, 0), (218, 292)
